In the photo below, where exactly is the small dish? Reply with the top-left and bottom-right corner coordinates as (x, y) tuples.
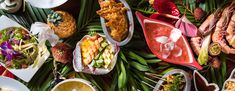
(154, 69), (191, 91)
(0, 76), (29, 91)
(51, 78), (97, 91)
(99, 0), (134, 46)
(193, 70), (219, 91)
(73, 34), (119, 75)
(222, 68), (235, 91)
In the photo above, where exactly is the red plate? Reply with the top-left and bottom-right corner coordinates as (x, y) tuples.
(136, 11), (202, 70)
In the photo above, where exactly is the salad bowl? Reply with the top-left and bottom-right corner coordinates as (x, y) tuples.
(73, 33), (119, 75)
(0, 15), (50, 82)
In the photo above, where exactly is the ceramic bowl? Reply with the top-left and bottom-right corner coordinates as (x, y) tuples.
(73, 34), (119, 75)
(100, 0), (134, 46)
(51, 78), (97, 91)
(193, 70), (219, 91)
(154, 69), (191, 91)
(222, 68), (235, 91)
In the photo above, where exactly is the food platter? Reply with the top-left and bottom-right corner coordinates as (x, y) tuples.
(0, 0), (235, 91)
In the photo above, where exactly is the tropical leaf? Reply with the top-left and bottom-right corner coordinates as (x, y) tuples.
(65, 0), (101, 45)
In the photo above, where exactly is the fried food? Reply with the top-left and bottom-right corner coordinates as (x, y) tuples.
(97, 0), (128, 41)
(47, 11), (76, 38)
(224, 81), (235, 90)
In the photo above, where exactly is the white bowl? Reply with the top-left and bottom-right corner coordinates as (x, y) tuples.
(51, 78), (97, 91)
(100, 0), (134, 46)
(154, 69), (191, 91)
(0, 76), (29, 91)
(73, 34), (119, 75)
(222, 68), (235, 91)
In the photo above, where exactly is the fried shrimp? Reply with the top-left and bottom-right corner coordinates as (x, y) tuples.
(212, 4), (235, 54)
(226, 12), (235, 48)
(97, 0), (128, 41)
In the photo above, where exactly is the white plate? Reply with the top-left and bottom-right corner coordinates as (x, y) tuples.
(0, 76), (29, 91)
(26, 0), (68, 8)
(0, 15), (50, 82)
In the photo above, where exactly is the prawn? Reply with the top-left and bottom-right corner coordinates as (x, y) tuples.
(226, 12), (235, 48)
(212, 4), (235, 54)
(190, 37), (202, 55)
(190, 13), (216, 55)
(198, 14), (217, 35)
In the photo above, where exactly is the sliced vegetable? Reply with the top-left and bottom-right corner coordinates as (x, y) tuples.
(198, 34), (211, 65)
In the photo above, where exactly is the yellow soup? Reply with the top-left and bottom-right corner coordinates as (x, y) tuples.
(54, 81), (94, 91)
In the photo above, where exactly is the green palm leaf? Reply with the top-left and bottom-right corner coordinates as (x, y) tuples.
(65, 0), (101, 45)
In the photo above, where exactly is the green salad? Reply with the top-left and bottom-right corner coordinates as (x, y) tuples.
(159, 73), (186, 91)
(0, 27), (38, 69)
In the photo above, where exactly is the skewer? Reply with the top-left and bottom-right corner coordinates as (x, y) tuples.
(141, 81), (155, 89)
(145, 72), (165, 81)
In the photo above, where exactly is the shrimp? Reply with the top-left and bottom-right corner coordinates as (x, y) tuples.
(198, 14), (217, 35)
(190, 14), (216, 55)
(212, 4), (235, 54)
(226, 12), (235, 48)
(190, 37), (202, 55)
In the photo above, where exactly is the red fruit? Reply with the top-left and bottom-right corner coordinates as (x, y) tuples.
(210, 57), (221, 69)
(194, 8), (205, 20)
(136, 11), (202, 70)
(51, 43), (73, 64)
(153, 0), (180, 16)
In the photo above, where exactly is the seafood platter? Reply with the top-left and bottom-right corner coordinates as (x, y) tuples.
(1, 0), (235, 91)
